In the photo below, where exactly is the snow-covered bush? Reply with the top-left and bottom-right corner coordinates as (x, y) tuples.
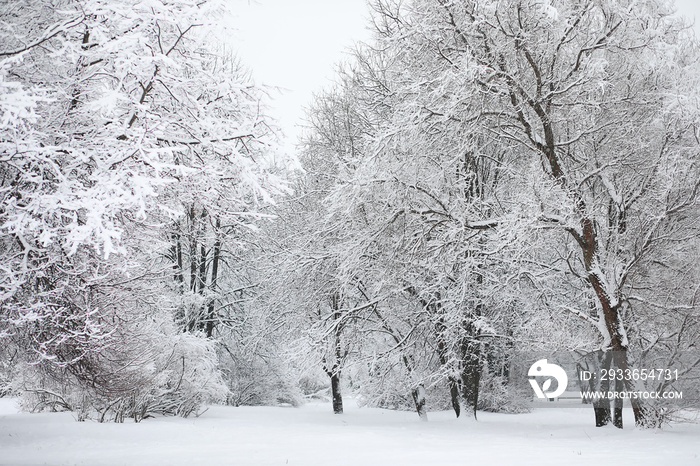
(218, 336), (302, 408)
(14, 314), (227, 422)
(476, 372), (530, 414)
(297, 373), (330, 401)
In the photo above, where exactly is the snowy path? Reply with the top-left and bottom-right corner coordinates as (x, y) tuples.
(0, 398), (698, 465)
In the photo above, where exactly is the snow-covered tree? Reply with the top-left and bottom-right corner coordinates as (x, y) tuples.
(295, 0), (700, 427)
(0, 0), (288, 419)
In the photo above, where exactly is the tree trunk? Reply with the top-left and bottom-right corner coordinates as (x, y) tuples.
(188, 205), (198, 294)
(326, 293), (344, 414)
(434, 310), (461, 418)
(204, 216), (221, 338)
(458, 311), (481, 419)
(594, 405), (612, 427)
(612, 375), (623, 429)
(330, 372), (343, 414)
(592, 351), (612, 427)
(459, 350), (480, 419)
(171, 230), (184, 286)
(447, 377), (461, 418)
(171, 229), (186, 331)
(570, 216), (646, 427)
(197, 209), (208, 295)
(411, 384), (428, 421)
(613, 349), (649, 426)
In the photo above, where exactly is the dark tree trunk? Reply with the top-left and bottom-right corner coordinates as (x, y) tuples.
(188, 205), (198, 294)
(187, 220), (198, 332)
(411, 384), (428, 421)
(198, 240), (207, 293)
(458, 261), (484, 419)
(171, 230), (184, 285)
(447, 378), (461, 418)
(399, 354), (428, 421)
(458, 309), (481, 419)
(613, 349), (649, 426)
(171, 229), (186, 331)
(323, 293), (345, 415)
(587, 350), (612, 427)
(596, 351), (612, 427)
(582, 350), (624, 428)
(594, 405), (612, 427)
(197, 209), (208, 295)
(190, 209), (208, 332)
(593, 397), (612, 427)
(434, 309), (461, 418)
(330, 372), (343, 414)
(573, 200), (647, 428)
(613, 375), (624, 429)
(204, 217), (221, 338)
(459, 349), (480, 419)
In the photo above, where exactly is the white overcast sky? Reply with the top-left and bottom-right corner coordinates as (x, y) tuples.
(232, 0), (371, 149)
(231, 0), (700, 150)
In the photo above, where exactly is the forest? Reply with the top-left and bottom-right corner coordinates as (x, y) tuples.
(1, 0), (699, 432)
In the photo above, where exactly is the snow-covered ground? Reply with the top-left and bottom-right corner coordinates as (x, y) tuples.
(0, 398), (698, 465)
